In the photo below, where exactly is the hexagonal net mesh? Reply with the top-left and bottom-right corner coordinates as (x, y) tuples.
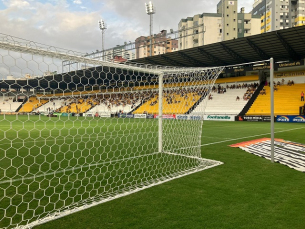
(0, 35), (224, 228)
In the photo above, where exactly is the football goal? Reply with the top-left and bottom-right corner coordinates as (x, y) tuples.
(0, 34), (223, 228)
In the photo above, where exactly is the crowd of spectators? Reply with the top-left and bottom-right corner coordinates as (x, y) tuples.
(52, 91), (154, 114)
(212, 82), (259, 101)
(148, 87), (209, 106)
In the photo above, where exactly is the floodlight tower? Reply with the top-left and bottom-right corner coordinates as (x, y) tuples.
(98, 19), (107, 61)
(145, 1), (155, 57)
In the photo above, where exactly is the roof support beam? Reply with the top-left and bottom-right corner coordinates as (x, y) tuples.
(246, 38), (270, 60)
(197, 48), (228, 66)
(145, 58), (162, 66)
(220, 43), (249, 63)
(177, 52), (206, 67)
(160, 55), (184, 67)
(275, 31), (300, 61)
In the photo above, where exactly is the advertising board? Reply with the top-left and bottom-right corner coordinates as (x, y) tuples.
(146, 114), (154, 119)
(236, 116), (274, 122)
(176, 115), (202, 120)
(204, 115), (235, 121)
(277, 115), (305, 123)
(118, 114), (134, 118)
(98, 113), (111, 118)
(154, 114), (176, 119)
(134, 114), (147, 119)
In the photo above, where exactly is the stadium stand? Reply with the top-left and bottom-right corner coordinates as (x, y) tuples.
(247, 83), (305, 115)
(33, 99), (66, 113)
(190, 80), (259, 115)
(57, 97), (97, 114)
(0, 96), (23, 113)
(86, 92), (145, 115)
(134, 88), (204, 114)
(19, 96), (48, 113)
(134, 77), (260, 115)
(191, 85), (258, 115)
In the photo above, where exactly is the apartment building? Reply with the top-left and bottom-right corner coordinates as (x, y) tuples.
(135, 30), (178, 58)
(252, 0), (305, 33)
(178, 0), (260, 50)
(104, 46), (135, 62)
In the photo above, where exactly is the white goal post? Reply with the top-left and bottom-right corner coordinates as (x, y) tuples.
(0, 34), (224, 229)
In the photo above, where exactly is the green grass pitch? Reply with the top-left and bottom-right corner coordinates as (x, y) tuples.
(1, 115), (305, 229)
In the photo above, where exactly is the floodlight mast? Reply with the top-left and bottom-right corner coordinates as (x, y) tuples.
(98, 19), (107, 61)
(145, 1), (155, 57)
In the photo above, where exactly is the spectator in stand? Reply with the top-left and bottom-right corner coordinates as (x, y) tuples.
(301, 91), (304, 101)
(287, 80), (295, 86)
(281, 79), (285, 85)
(260, 88), (266, 95)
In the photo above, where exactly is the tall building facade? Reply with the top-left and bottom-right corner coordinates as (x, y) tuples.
(104, 47), (135, 62)
(178, 0), (260, 50)
(217, 0), (239, 41)
(252, 0), (305, 33)
(135, 30), (178, 59)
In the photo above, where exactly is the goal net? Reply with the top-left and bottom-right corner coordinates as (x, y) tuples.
(0, 34), (223, 228)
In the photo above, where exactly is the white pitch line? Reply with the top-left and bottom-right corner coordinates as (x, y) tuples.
(201, 126), (305, 147)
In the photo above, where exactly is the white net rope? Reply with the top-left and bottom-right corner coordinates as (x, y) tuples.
(0, 34), (224, 229)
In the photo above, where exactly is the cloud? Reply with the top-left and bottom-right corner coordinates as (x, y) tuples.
(73, 0), (82, 5)
(0, 0), (255, 55)
(3, 0), (30, 8)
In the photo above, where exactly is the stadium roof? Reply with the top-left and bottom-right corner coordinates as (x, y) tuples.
(132, 26), (305, 67)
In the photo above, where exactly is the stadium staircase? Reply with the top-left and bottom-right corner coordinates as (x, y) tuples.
(185, 93), (208, 114)
(247, 83), (305, 115)
(238, 81), (265, 116)
(15, 101), (25, 112)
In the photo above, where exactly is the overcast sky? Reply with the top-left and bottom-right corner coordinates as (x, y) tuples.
(0, 0), (254, 54)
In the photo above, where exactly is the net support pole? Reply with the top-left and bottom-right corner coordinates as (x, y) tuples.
(270, 57), (275, 163)
(158, 72), (163, 153)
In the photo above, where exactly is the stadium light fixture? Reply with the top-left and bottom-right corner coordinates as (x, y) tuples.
(98, 19), (107, 61)
(145, 1), (155, 57)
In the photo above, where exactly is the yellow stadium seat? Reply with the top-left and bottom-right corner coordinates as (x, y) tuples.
(247, 84), (305, 116)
